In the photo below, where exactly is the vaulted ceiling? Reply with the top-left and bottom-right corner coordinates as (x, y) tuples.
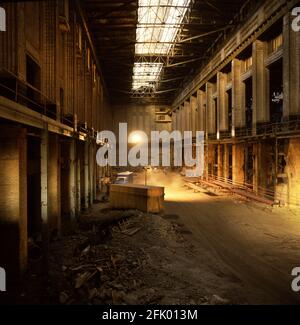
(82, 0), (255, 104)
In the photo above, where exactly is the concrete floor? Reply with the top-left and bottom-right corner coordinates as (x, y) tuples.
(140, 170), (300, 304)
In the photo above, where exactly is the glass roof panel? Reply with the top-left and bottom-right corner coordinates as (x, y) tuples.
(135, 0), (191, 55)
(132, 0), (191, 92)
(132, 62), (163, 90)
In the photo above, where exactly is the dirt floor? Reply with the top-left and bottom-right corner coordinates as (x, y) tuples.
(143, 170), (300, 304)
(16, 170), (300, 305)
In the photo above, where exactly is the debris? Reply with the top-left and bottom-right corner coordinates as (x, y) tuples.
(210, 294), (230, 305)
(74, 271), (97, 289)
(88, 288), (99, 300)
(121, 227), (142, 236)
(96, 266), (104, 273)
(111, 254), (124, 269)
(70, 264), (95, 272)
(112, 290), (125, 304)
(48, 207), (208, 305)
(59, 292), (69, 304)
(81, 245), (91, 256)
(123, 293), (138, 305)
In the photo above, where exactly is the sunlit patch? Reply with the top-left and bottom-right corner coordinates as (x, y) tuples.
(128, 131), (146, 144)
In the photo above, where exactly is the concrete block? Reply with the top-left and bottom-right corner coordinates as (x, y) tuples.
(110, 184), (165, 213)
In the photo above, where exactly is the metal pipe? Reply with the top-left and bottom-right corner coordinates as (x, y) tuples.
(179, 27), (230, 44)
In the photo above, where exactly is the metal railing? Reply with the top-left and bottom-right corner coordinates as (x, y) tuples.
(0, 69), (57, 119)
(205, 119), (300, 141)
(0, 69), (81, 129)
(199, 173), (300, 206)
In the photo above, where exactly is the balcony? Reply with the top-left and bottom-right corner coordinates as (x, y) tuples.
(0, 69), (57, 120)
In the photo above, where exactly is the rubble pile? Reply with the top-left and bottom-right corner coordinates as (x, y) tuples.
(49, 209), (165, 305)
(46, 206), (233, 305)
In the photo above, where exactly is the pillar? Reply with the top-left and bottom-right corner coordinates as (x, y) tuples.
(89, 143), (95, 205)
(283, 12), (300, 119)
(206, 82), (215, 135)
(184, 101), (191, 132)
(223, 144), (230, 181)
(197, 89), (206, 133)
(176, 108), (180, 131)
(0, 126), (27, 289)
(40, 129), (49, 265)
(180, 104), (184, 134)
(232, 143), (245, 184)
(191, 95), (197, 136)
(83, 141), (90, 209)
(253, 40), (269, 128)
(48, 134), (61, 237)
(218, 72), (227, 133)
(69, 139), (76, 222)
(232, 59), (243, 132)
(217, 144), (223, 178)
(76, 152), (81, 215)
(172, 110), (177, 131)
(253, 142), (259, 194)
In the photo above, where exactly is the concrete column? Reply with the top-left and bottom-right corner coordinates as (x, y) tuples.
(253, 40), (269, 126)
(76, 154), (81, 215)
(223, 144), (230, 181)
(232, 59), (243, 131)
(83, 141), (90, 209)
(69, 139), (76, 222)
(175, 108), (179, 132)
(257, 141), (274, 193)
(191, 95), (197, 136)
(232, 143), (245, 184)
(253, 142), (259, 194)
(171, 111), (175, 131)
(89, 143), (95, 205)
(183, 102), (187, 132)
(217, 145), (223, 178)
(48, 134), (61, 237)
(93, 144), (97, 202)
(206, 83), (215, 135)
(183, 101), (190, 132)
(283, 13), (300, 119)
(172, 111), (177, 131)
(218, 72), (227, 132)
(197, 90), (206, 132)
(176, 108), (180, 131)
(180, 105), (184, 134)
(206, 144), (215, 178)
(283, 139), (300, 205)
(0, 126), (27, 288)
(40, 129), (49, 265)
(177, 107), (180, 133)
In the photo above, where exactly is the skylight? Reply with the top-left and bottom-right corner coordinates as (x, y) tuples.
(132, 62), (163, 90)
(136, 0), (191, 55)
(132, 0), (191, 92)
